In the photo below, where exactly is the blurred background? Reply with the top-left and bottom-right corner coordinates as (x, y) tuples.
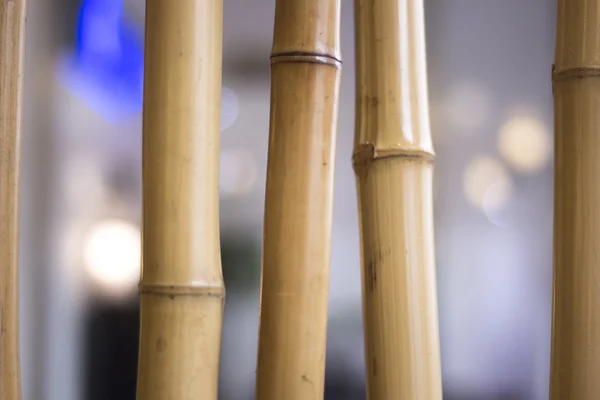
(18, 0), (556, 399)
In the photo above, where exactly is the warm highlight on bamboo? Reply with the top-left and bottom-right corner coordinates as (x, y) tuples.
(550, 1), (600, 398)
(0, 1), (27, 399)
(255, 0), (341, 398)
(136, 0), (224, 398)
(353, 0), (442, 398)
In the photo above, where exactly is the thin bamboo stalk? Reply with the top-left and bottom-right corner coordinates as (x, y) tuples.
(353, 0), (442, 398)
(255, 0), (341, 398)
(0, 1), (27, 399)
(550, 1), (600, 398)
(136, 0), (224, 398)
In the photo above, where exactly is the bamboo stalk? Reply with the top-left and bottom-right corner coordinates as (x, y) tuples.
(136, 0), (224, 398)
(353, 0), (442, 398)
(255, 1), (341, 398)
(0, 1), (27, 399)
(550, 1), (600, 398)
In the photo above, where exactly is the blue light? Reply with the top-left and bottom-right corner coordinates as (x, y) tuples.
(58, 0), (144, 124)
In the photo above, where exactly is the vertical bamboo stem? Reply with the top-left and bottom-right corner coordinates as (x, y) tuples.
(550, 1), (600, 398)
(353, 0), (442, 398)
(255, 1), (341, 399)
(0, 1), (27, 399)
(136, 0), (224, 398)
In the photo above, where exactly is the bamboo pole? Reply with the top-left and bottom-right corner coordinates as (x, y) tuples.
(0, 1), (27, 399)
(353, 0), (442, 398)
(255, 1), (341, 398)
(550, 1), (600, 398)
(136, 0), (224, 398)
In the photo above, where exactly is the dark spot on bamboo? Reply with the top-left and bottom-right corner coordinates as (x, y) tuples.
(370, 96), (379, 107)
(301, 374), (313, 385)
(168, 294), (175, 300)
(352, 143), (376, 169)
(156, 337), (167, 352)
(366, 246), (391, 292)
(366, 260), (377, 292)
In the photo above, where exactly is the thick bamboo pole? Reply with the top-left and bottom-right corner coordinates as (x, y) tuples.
(136, 0), (224, 398)
(255, 1), (341, 399)
(353, 0), (442, 398)
(550, 1), (600, 398)
(0, 1), (27, 399)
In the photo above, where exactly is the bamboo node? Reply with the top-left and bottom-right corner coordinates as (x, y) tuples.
(552, 66), (600, 82)
(352, 143), (435, 169)
(271, 52), (341, 68)
(139, 284), (225, 299)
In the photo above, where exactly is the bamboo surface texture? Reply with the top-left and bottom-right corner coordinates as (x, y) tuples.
(353, 0), (442, 398)
(0, 1), (26, 399)
(137, 0), (224, 398)
(550, 1), (600, 398)
(255, 0), (341, 399)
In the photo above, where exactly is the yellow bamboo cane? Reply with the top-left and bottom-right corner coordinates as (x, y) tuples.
(550, 0), (600, 398)
(136, 0), (224, 398)
(0, 1), (27, 399)
(353, 0), (442, 398)
(255, 0), (342, 398)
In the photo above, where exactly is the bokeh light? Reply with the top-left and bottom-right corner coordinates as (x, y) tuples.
(83, 219), (141, 294)
(463, 156), (514, 212)
(498, 116), (551, 173)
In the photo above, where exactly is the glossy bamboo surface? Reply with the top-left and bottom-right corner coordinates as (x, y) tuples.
(137, 0), (224, 398)
(255, 1), (341, 398)
(0, 1), (27, 399)
(353, 0), (442, 398)
(550, 1), (600, 398)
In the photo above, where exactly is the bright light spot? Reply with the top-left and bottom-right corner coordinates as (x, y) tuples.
(441, 81), (493, 134)
(463, 156), (514, 212)
(498, 116), (551, 173)
(83, 219), (141, 293)
(482, 181), (515, 228)
(220, 149), (258, 197)
(221, 87), (240, 131)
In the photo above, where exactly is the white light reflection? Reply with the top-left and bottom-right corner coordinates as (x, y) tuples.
(463, 156), (514, 214)
(83, 219), (141, 295)
(498, 115), (550, 173)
